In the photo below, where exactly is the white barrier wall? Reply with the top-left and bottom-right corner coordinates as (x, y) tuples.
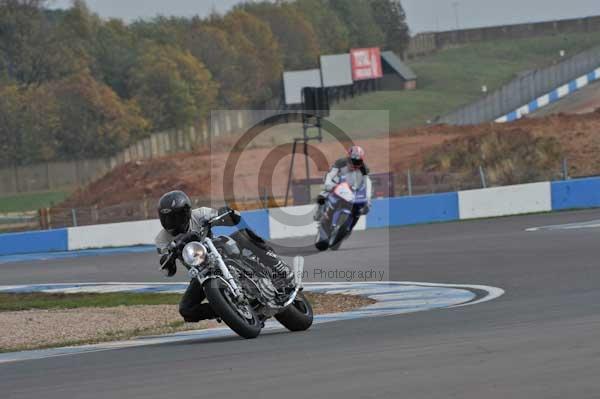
(68, 219), (162, 250)
(12, 177), (600, 254)
(269, 204), (365, 239)
(458, 182), (551, 220)
(269, 205), (319, 239)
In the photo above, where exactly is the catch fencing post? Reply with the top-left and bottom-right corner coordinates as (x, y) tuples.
(479, 166), (487, 188)
(262, 187), (269, 208)
(562, 158), (569, 180)
(71, 209), (78, 227)
(92, 205), (99, 223)
(142, 195), (149, 219)
(407, 170), (413, 196)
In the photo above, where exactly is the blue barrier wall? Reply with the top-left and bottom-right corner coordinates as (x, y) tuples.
(5, 177), (600, 256)
(551, 177), (600, 210)
(212, 209), (271, 240)
(367, 193), (459, 228)
(0, 229), (68, 256)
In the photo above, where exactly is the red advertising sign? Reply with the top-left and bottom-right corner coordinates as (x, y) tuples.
(351, 47), (383, 81)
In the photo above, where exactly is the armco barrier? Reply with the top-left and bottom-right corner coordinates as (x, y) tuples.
(367, 193), (459, 228)
(551, 177), (600, 210)
(458, 182), (551, 219)
(496, 67), (600, 123)
(0, 229), (68, 256)
(440, 46), (600, 125)
(4, 177), (600, 255)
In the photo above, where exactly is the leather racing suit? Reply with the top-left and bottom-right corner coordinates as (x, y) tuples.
(314, 158), (373, 221)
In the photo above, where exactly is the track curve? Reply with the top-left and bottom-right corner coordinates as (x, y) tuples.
(2, 209), (600, 398)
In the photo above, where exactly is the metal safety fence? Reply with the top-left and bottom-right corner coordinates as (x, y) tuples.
(1, 160), (573, 233)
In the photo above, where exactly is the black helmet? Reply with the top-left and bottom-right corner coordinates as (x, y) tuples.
(158, 191), (192, 235)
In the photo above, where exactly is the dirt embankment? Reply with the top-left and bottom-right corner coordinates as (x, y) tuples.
(62, 109), (600, 208)
(62, 132), (459, 208)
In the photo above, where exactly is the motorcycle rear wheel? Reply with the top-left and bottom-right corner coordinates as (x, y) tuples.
(275, 292), (314, 331)
(203, 279), (262, 339)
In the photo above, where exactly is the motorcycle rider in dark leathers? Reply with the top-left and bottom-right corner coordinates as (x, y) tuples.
(155, 190), (293, 322)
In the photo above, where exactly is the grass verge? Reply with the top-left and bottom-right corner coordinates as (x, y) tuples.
(0, 292), (182, 312)
(0, 190), (68, 213)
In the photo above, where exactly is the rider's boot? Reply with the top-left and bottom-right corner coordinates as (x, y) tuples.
(313, 193), (327, 221)
(313, 203), (322, 221)
(181, 303), (217, 322)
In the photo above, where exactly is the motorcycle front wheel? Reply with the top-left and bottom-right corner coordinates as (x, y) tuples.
(315, 233), (329, 251)
(275, 292), (314, 331)
(329, 213), (351, 250)
(203, 279), (262, 339)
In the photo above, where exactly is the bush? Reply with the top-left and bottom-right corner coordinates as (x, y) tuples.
(423, 129), (563, 186)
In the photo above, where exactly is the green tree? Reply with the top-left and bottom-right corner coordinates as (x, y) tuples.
(50, 70), (149, 159)
(0, 71), (149, 164)
(369, 0), (410, 56)
(129, 16), (187, 46)
(0, 84), (26, 164)
(0, 0), (92, 85)
(0, 83), (60, 165)
(241, 2), (319, 69)
(294, 0), (350, 54)
(19, 83), (61, 162)
(330, 0), (385, 48)
(219, 10), (283, 105)
(0, 0), (53, 84)
(0, 84), (59, 165)
(129, 45), (218, 130)
(184, 22), (248, 107)
(91, 18), (140, 98)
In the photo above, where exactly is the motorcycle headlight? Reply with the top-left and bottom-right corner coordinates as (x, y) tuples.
(182, 242), (207, 267)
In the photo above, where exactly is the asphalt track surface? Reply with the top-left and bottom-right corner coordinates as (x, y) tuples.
(2, 209), (600, 398)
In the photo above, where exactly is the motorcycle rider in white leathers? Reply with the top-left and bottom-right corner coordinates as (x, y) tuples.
(314, 145), (372, 222)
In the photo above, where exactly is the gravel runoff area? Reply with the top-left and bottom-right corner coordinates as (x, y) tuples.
(0, 293), (374, 352)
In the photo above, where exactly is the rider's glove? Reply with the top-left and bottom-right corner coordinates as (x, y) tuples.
(215, 206), (241, 226)
(218, 206), (233, 216)
(360, 203), (371, 215)
(316, 193), (327, 205)
(159, 253), (177, 277)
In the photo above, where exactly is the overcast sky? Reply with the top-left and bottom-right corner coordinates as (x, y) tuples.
(49, 0), (600, 34)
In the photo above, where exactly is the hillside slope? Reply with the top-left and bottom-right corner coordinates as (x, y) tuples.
(61, 132), (458, 208)
(337, 31), (600, 131)
(61, 108), (600, 208)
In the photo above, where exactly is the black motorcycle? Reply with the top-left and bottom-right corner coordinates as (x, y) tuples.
(162, 210), (313, 339)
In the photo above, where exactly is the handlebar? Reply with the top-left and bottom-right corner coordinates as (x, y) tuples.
(166, 209), (235, 260)
(208, 209), (233, 225)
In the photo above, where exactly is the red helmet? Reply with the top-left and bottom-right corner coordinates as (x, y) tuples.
(348, 145), (365, 169)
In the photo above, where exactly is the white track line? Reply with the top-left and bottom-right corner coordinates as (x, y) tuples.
(526, 219), (600, 232)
